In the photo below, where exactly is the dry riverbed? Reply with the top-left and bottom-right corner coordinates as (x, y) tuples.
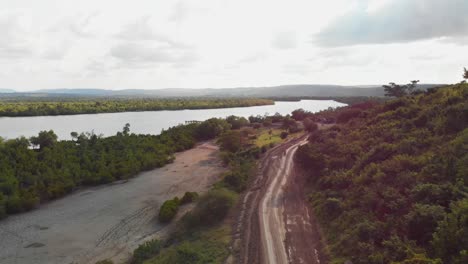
(0, 142), (224, 264)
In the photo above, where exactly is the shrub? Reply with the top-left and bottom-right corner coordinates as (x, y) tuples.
(159, 197), (180, 223)
(252, 123), (261, 129)
(195, 118), (230, 140)
(183, 188), (236, 228)
(132, 239), (162, 264)
(303, 118), (319, 132)
(218, 130), (242, 153)
(280, 131), (289, 139)
(181, 192), (199, 204)
(289, 125), (302, 133)
(336, 108), (362, 123)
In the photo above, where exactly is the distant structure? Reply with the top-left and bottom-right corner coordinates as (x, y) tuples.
(185, 120), (202, 124)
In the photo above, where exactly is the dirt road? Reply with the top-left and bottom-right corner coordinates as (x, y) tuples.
(236, 135), (327, 264)
(0, 142), (223, 264)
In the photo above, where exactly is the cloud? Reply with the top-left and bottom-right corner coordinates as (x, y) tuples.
(272, 31), (297, 49)
(169, 1), (190, 22)
(110, 42), (197, 68)
(0, 13), (34, 59)
(314, 0), (468, 47)
(239, 52), (267, 63)
(115, 16), (189, 48)
(49, 12), (99, 38)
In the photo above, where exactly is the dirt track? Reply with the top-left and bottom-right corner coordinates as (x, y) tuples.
(236, 135), (327, 264)
(0, 142), (223, 264)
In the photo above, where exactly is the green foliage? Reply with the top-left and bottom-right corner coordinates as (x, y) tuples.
(183, 188), (236, 229)
(195, 118), (230, 140)
(159, 197), (181, 223)
(431, 199), (468, 264)
(181, 192), (199, 205)
(0, 98), (273, 117)
(144, 226), (231, 264)
(292, 108), (307, 121)
(217, 130), (242, 152)
(280, 131), (289, 139)
(132, 239), (162, 264)
(303, 118), (318, 132)
(298, 84), (468, 263)
(30, 130), (58, 150)
(0, 123), (198, 219)
(383, 80), (419, 97)
(225, 115), (249, 129)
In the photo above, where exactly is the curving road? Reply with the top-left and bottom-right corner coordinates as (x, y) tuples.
(237, 135), (327, 264)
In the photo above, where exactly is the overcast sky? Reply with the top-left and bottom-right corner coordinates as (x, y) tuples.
(1, 0), (468, 91)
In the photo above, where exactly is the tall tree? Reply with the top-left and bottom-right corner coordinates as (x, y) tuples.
(383, 80), (419, 97)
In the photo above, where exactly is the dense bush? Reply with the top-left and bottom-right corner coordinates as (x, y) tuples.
(183, 188), (236, 228)
(297, 83), (468, 263)
(181, 192), (199, 204)
(132, 239), (162, 264)
(159, 197), (181, 223)
(195, 118), (231, 140)
(217, 130), (242, 152)
(280, 131), (289, 139)
(226, 115), (249, 129)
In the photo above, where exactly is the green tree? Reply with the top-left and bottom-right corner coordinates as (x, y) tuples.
(383, 80), (419, 97)
(30, 130), (58, 150)
(196, 118), (230, 140)
(218, 130), (242, 152)
(123, 123), (130, 136)
(432, 199), (468, 264)
(226, 115), (249, 129)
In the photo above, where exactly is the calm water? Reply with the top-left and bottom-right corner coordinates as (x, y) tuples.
(0, 100), (345, 139)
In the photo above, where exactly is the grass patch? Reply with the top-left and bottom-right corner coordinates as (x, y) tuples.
(143, 225), (231, 264)
(254, 128), (305, 147)
(254, 128), (285, 147)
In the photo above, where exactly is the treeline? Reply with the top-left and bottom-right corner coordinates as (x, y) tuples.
(296, 83), (468, 263)
(0, 117), (239, 219)
(0, 98), (273, 117)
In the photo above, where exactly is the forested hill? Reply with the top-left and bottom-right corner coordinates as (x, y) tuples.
(296, 83), (468, 263)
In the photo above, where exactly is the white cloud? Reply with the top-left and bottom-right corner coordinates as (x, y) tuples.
(0, 0), (465, 90)
(272, 31), (297, 50)
(314, 0), (468, 46)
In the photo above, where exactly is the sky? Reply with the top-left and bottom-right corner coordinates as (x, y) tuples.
(1, 0), (468, 91)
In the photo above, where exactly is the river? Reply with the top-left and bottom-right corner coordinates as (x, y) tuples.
(0, 100), (345, 139)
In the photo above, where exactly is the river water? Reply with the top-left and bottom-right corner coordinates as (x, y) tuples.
(0, 100), (345, 139)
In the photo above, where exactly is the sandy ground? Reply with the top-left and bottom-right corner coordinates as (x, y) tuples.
(236, 135), (327, 264)
(0, 142), (224, 264)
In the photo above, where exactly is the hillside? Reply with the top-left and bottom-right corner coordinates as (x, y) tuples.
(0, 84), (442, 99)
(296, 83), (468, 263)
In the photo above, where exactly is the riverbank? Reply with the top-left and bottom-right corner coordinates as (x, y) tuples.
(0, 142), (224, 264)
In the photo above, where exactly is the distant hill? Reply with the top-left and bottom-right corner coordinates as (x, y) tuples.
(1, 84), (443, 99)
(0, 89), (15, 93)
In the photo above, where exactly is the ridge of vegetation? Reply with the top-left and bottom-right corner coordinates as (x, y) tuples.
(0, 98), (273, 117)
(296, 82), (468, 263)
